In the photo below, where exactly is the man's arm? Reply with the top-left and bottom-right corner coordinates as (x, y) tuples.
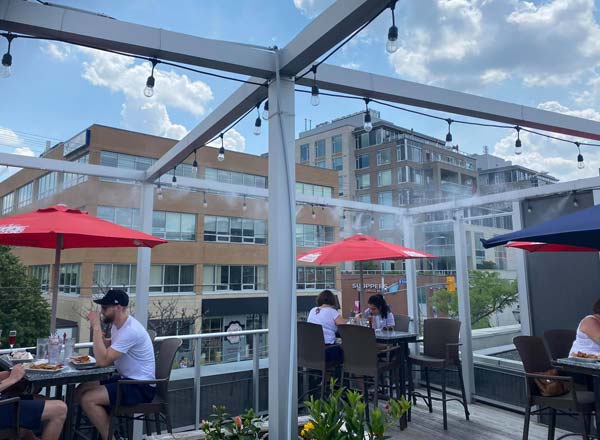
(0, 365), (25, 393)
(88, 312), (122, 367)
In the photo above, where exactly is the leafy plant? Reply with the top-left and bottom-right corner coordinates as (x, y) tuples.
(201, 405), (264, 440)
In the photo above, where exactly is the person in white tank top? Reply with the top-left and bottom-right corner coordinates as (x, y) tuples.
(570, 306), (600, 356)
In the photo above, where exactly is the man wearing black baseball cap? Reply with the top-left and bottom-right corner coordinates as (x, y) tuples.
(75, 289), (156, 440)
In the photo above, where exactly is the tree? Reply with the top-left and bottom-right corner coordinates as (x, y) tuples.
(0, 246), (50, 347)
(430, 270), (518, 329)
(148, 297), (201, 337)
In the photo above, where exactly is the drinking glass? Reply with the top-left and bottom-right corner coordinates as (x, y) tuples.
(36, 338), (48, 361)
(48, 334), (61, 365)
(8, 330), (16, 349)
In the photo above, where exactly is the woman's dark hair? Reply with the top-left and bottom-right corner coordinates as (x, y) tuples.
(317, 290), (338, 307)
(368, 294), (390, 319)
(593, 298), (600, 315)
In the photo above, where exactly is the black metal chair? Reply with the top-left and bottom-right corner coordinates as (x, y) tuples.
(108, 337), (182, 438)
(544, 329), (576, 360)
(514, 335), (594, 440)
(407, 318), (469, 430)
(0, 397), (20, 440)
(297, 321), (341, 400)
(394, 314), (410, 332)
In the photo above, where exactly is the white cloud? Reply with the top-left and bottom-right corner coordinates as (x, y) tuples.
(40, 42), (71, 61)
(0, 127), (23, 147)
(0, 128), (35, 182)
(207, 128), (246, 153)
(293, 0), (333, 18)
(341, 62), (361, 70)
(389, 0), (600, 90)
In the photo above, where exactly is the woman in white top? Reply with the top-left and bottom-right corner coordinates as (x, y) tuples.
(307, 290), (347, 363)
(570, 302), (600, 356)
(363, 294), (395, 331)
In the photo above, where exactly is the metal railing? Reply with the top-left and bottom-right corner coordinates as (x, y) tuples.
(0, 328), (269, 431)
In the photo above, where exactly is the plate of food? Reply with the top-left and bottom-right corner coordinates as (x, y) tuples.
(70, 355), (96, 366)
(23, 361), (66, 373)
(8, 351), (34, 363)
(571, 351), (600, 362)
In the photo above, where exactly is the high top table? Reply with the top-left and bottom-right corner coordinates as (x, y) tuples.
(0, 355), (116, 440)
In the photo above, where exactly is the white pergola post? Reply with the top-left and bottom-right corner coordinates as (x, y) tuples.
(453, 211), (474, 402)
(512, 201), (532, 335)
(134, 183), (154, 327)
(267, 65), (297, 438)
(402, 215), (420, 334)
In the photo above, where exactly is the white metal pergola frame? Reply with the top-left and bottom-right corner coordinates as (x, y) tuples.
(3, 0), (600, 436)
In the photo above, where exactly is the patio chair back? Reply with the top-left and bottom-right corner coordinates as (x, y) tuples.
(543, 329), (576, 360)
(423, 318), (461, 360)
(0, 397), (19, 440)
(298, 321), (327, 370)
(156, 337), (183, 400)
(147, 328), (157, 342)
(514, 336), (553, 373)
(394, 314), (410, 332)
(338, 325), (378, 376)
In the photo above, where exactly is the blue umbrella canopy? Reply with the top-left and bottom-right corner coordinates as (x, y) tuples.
(481, 203), (600, 250)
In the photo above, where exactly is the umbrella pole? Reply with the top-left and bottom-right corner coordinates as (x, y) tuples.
(359, 261), (365, 311)
(50, 234), (62, 335)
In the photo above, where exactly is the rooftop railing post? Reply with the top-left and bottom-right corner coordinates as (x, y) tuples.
(253, 332), (260, 412)
(194, 336), (202, 430)
(512, 201), (532, 336)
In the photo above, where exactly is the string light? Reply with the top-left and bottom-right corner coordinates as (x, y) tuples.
(576, 142), (585, 170)
(171, 167), (177, 187)
(370, 215), (375, 225)
(0, 34), (14, 79)
(192, 149), (198, 175)
(253, 104), (262, 135)
(262, 100), (269, 120)
(202, 191), (208, 208)
(386, 1), (399, 54)
(144, 58), (158, 98)
(311, 205), (316, 219)
(527, 205), (533, 214)
(445, 119), (453, 148)
(156, 183), (163, 200)
(242, 196), (247, 211)
(514, 126), (522, 155)
(363, 98), (373, 132)
(218, 134), (225, 162)
(311, 66), (320, 107)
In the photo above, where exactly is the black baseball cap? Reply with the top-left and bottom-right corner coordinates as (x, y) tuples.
(93, 289), (129, 307)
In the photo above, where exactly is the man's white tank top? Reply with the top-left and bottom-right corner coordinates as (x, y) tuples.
(570, 315), (600, 356)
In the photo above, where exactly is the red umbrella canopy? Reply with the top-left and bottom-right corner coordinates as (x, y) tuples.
(0, 205), (167, 249)
(296, 233), (435, 264)
(505, 241), (599, 253)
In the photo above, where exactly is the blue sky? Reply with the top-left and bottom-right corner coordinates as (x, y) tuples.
(1, 0), (600, 182)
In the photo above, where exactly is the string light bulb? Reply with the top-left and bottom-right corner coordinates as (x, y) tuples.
(514, 126), (522, 155)
(253, 104), (262, 135)
(311, 205), (316, 219)
(144, 58), (158, 98)
(386, 1), (399, 54)
(242, 196), (247, 212)
(370, 215), (375, 225)
(192, 149), (198, 175)
(156, 183), (163, 200)
(171, 167), (177, 187)
(445, 119), (453, 148)
(363, 98), (373, 132)
(218, 134), (225, 162)
(310, 66), (320, 106)
(576, 142), (585, 170)
(262, 100), (269, 120)
(203, 192), (208, 208)
(0, 34), (14, 79)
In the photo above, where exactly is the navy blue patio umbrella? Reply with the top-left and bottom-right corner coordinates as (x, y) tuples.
(480, 203), (600, 250)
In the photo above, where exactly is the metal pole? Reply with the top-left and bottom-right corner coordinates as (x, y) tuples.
(511, 201), (532, 335)
(453, 211), (474, 402)
(267, 55), (297, 440)
(50, 233), (63, 335)
(359, 261), (365, 310)
(402, 216), (419, 334)
(194, 337), (202, 430)
(253, 333), (260, 412)
(134, 183), (154, 327)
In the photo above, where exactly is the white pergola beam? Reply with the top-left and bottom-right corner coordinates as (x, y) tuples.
(298, 64), (600, 141)
(0, 152), (146, 181)
(0, 0), (275, 77)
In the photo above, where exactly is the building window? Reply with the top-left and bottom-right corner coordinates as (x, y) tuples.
(30, 265), (50, 292)
(153, 211), (196, 241)
(63, 154), (89, 189)
(377, 191), (393, 206)
(338, 175), (344, 196)
(494, 246), (507, 270)
(296, 182), (333, 198)
(332, 157), (343, 171)
(410, 168), (424, 184)
(357, 194), (371, 203)
(201, 317), (224, 364)
(356, 174), (370, 190)
(150, 318), (194, 351)
(296, 267), (336, 290)
(100, 151), (154, 183)
(203, 216), (266, 244)
(377, 148), (391, 166)
(397, 142), (423, 163)
(17, 183), (33, 208)
(356, 154), (369, 169)
(315, 139), (326, 158)
(59, 263), (81, 295)
(474, 232), (486, 267)
(377, 170), (392, 187)
(296, 224), (335, 247)
(202, 265), (267, 292)
(37, 172), (58, 200)
(315, 160), (327, 169)
(93, 264), (137, 294)
(150, 264), (195, 293)
(205, 168), (267, 189)
(97, 206), (141, 230)
(300, 144), (310, 162)
(1, 192), (14, 215)
(332, 135), (342, 154)
(379, 214), (394, 230)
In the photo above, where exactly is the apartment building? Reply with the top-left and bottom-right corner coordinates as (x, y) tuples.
(0, 125), (339, 363)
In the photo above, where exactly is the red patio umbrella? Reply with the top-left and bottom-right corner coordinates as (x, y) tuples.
(0, 205), (167, 333)
(505, 241), (599, 253)
(297, 233), (435, 309)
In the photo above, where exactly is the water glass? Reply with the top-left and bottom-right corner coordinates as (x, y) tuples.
(36, 338), (48, 361)
(63, 338), (75, 360)
(47, 335), (61, 365)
